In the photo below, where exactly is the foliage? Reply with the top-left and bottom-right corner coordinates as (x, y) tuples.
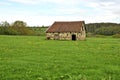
(0, 21), (10, 27)
(0, 26), (19, 35)
(11, 21), (34, 35)
(0, 21), (11, 35)
(29, 27), (48, 36)
(86, 23), (120, 36)
(86, 32), (94, 37)
(0, 21), (34, 35)
(112, 34), (120, 38)
(94, 34), (106, 38)
(4, 27), (20, 35)
(95, 26), (120, 35)
(95, 27), (113, 35)
(0, 21), (120, 36)
(0, 27), (5, 34)
(0, 36), (120, 80)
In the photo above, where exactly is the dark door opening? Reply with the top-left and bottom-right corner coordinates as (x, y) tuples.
(72, 34), (76, 40)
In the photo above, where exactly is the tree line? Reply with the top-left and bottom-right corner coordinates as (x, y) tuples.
(0, 21), (48, 36)
(0, 21), (35, 35)
(85, 23), (120, 37)
(0, 21), (120, 37)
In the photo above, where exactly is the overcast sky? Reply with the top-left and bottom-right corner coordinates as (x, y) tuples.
(0, 0), (120, 26)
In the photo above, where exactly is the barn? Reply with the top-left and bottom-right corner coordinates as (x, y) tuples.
(46, 21), (86, 40)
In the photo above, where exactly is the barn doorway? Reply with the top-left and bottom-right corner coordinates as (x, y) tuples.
(72, 34), (76, 40)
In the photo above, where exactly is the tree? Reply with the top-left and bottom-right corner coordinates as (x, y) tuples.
(11, 20), (34, 35)
(86, 23), (120, 36)
(0, 21), (10, 27)
(0, 21), (11, 35)
(12, 20), (27, 28)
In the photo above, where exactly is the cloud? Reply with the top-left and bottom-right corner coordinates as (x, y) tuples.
(1, 13), (118, 26)
(39, 7), (87, 17)
(8, 0), (84, 6)
(7, 0), (68, 4)
(0, 1), (11, 5)
(85, 0), (120, 19)
(1, 0), (120, 26)
(88, 2), (115, 8)
(8, 0), (41, 4)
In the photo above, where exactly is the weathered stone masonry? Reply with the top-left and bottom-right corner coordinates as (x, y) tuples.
(46, 21), (86, 40)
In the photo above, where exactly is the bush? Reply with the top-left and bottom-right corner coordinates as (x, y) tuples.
(94, 34), (106, 38)
(86, 32), (94, 37)
(0, 27), (5, 34)
(112, 34), (120, 38)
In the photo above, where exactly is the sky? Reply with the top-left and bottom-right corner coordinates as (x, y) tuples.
(0, 0), (120, 26)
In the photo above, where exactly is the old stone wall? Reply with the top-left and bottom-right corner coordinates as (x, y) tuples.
(46, 31), (86, 40)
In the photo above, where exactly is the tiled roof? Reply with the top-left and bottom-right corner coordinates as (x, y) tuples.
(46, 21), (85, 33)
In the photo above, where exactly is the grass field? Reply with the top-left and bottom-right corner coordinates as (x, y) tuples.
(0, 35), (120, 80)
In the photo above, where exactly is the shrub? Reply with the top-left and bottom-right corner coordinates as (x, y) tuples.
(94, 34), (105, 38)
(86, 32), (94, 37)
(0, 27), (4, 34)
(112, 34), (120, 38)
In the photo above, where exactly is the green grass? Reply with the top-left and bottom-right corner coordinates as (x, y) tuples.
(0, 35), (120, 80)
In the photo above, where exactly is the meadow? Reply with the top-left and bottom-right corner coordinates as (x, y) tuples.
(0, 35), (120, 80)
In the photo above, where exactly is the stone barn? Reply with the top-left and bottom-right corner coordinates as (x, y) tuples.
(46, 21), (86, 40)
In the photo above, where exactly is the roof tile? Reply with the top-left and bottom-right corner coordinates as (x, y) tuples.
(46, 21), (85, 33)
